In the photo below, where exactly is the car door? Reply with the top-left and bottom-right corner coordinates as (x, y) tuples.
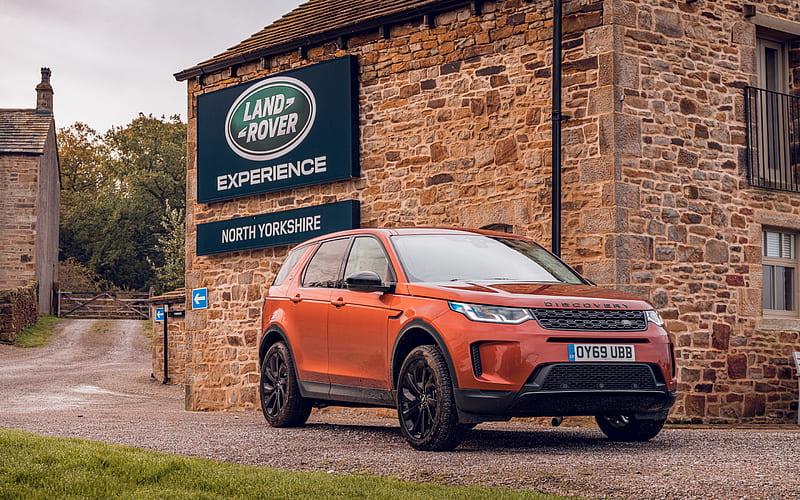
(284, 237), (350, 390)
(327, 236), (399, 392)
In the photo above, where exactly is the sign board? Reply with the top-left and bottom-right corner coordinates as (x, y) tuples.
(192, 288), (208, 310)
(196, 200), (360, 256)
(196, 55), (359, 203)
(155, 308), (165, 322)
(793, 352), (800, 375)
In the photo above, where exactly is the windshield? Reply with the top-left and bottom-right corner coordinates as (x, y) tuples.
(391, 234), (585, 284)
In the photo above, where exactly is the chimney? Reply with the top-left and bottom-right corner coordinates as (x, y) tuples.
(35, 67), (53, 115)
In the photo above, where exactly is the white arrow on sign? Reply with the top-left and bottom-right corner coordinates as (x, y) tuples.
(193, 292), (206, 305)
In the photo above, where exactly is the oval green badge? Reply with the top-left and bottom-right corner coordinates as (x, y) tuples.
(225, 76), (316, 161)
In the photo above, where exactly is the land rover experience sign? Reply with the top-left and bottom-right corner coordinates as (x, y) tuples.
(197, 56), (358, 203)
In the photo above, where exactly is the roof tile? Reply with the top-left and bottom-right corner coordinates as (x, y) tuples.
(0, 109), (54, 155)
(176, 0), (465, 80)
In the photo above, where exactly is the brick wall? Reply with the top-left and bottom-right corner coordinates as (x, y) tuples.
(180, 0), (800, 422)
(0, 280), (39, 343)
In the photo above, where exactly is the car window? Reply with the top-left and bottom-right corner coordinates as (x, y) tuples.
(273, 245), (308, 286)
(390, 234), (584, 284)
(343, 237), (393, 284)
(301, 238), (349, 288)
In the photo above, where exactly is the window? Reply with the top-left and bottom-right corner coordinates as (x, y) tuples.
(762, 229), (797, 314)
(273, 245), (308, 286)
(746, 36), (800, 192)
(343, 237), (393, 284)
(301, 238), (349, 288)
(480, 223), (513, 234)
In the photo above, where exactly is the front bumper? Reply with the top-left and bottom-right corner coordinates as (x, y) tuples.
(454, 362), (677, 419)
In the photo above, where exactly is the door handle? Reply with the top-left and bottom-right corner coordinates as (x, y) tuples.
(290, 294), (302, 303)
(331, 297), (346, 307)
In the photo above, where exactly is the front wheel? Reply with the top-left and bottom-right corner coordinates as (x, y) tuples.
(595, 413), (667, 441)
(396, 345), (465, 451)
(260, 342), (312, 427)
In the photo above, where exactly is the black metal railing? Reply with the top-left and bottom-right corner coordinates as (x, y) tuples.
(745, 86), (800, 193)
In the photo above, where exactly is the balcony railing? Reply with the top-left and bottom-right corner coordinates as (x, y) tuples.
(745, 86), (800, 193)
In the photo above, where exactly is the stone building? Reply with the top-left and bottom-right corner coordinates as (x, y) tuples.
(0, 68), (60, 317)
(174, 0), (800, 423)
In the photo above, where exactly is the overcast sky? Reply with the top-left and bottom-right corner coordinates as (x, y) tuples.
(0, 0), (304, 133)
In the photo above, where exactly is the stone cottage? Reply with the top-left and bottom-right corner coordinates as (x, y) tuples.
(174, 0), (800, 423)
(0, 68), (60, 329)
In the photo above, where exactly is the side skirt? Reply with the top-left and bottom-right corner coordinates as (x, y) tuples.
(298, 379), (395, 408)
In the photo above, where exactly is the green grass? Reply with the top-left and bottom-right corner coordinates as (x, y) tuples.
(13, 315), (62, 347)
(0, 428), (565, 500)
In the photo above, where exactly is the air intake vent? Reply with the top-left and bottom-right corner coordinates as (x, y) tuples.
(531, 308), (647, 331)
(539, 363), (657, 391)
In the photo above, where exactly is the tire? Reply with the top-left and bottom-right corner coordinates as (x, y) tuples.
(595, 413), (667, 441)
(396, 345), (466, 451)
(260, 342), (312, 427)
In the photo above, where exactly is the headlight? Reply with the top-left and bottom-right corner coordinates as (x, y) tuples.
(645, 310), (665, 327)
(449, 301), (533, 324)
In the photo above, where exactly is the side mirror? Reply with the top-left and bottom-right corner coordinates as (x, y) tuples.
(345, 271), (394, 293)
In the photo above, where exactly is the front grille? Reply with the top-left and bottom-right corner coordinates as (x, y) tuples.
(538, 363), (657, 391)
(531, 308), (647, 331)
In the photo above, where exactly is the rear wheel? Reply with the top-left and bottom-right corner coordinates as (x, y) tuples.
(595, 413), (667, 441)
(396, 345), (465, 451)
(260, 342), (312, 427)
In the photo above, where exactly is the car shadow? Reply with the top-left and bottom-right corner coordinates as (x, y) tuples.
(302, 420), (674, 453)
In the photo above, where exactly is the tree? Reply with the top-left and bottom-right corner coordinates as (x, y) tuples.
(58, 115), (187, 292)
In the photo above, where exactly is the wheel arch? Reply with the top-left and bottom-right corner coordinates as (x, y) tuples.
(391, 319), (458, 390)
(259, 326), (290, 365)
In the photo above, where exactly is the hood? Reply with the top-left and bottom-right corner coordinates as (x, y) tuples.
(403, 282), (652, 310)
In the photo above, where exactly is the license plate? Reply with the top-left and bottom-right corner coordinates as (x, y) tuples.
(568, 344), (635, 362)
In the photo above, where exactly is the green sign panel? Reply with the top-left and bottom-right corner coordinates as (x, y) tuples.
(196, 200), (360, 256)
(197, 56), (359, 203)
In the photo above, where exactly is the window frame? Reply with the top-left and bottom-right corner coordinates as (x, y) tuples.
(342, 235), (396, 286)
(762, 228), (799, 317)
(300, 237), (351, 289)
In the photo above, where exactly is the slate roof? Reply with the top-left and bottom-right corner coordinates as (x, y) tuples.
(0, 109), (54, 155)
(175, 0), (475, 81)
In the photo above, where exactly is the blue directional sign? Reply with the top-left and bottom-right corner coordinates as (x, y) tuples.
(192, 288), (208, 310)
(155, 308), (165, 322)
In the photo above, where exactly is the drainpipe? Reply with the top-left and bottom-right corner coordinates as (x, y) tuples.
(551, 0), (563, 256)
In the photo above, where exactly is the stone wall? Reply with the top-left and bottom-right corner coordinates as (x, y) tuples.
(0, 155), (39, 288)
(0, 280), (39, 343)
(180, 0), (800, 422)
(34, 124), (60, 315)
(586, 0), (800, 423)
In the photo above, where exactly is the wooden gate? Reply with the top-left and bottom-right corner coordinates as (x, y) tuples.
(57, 291), (152, 319)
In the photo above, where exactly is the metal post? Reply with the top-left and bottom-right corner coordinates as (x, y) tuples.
(551, 0), (563, 257)
(163, 303), (169, 384)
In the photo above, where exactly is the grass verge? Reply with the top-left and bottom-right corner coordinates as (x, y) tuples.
(13, 315), (62, 347)
(0, 428), (565, 500)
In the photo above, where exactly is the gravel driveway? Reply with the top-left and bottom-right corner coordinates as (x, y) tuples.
(1, 319), (799, 499)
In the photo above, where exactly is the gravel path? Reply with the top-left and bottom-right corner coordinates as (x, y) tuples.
(1, 319), (799, 499)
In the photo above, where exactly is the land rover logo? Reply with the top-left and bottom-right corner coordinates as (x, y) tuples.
(224, 76), (316, 161)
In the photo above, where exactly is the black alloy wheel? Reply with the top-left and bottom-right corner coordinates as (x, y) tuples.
(260, 341), (311, 427)
(397, 345), (465, 451)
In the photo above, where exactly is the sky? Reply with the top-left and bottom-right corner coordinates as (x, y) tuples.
(0, 0), (304, 133)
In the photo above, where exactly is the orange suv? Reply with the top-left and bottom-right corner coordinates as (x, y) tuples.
(259, 228), (677, 450)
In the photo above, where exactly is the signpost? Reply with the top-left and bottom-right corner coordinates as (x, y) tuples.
(155, 308), (165, 322)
